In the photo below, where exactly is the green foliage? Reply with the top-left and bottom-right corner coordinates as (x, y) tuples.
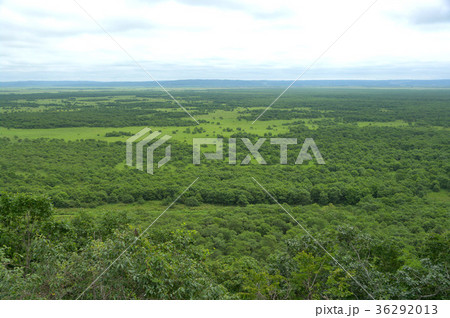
(0, 192), (448, 299)
(0, 88), (449, 299)
(0, 192), (53, 269)
(105, 131), (133, 137)
(185, 196), (201, 207)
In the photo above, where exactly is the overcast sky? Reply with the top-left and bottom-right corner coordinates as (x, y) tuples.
(1, 0), (450, 81)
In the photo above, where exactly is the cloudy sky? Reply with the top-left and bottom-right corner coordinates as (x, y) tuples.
(1, 0), (450, 81)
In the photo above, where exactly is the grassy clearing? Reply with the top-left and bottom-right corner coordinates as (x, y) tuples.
(0, 109), (298, 142)
(427, 190), (450, 203)
(356, 120), (408, 127)
(53, 200), (232, 228)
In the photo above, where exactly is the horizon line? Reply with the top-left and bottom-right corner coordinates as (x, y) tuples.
(2, 79), (450, 83)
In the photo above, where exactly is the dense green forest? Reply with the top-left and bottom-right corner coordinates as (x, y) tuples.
(0, 88), (448, 299)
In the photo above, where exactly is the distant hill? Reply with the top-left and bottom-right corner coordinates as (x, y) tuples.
(1, 79), (450, 88)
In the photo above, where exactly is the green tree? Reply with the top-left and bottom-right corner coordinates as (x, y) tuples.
(0, 192), (52, 270)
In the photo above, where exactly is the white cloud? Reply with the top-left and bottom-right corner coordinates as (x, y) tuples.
(1, 0), (449, 80)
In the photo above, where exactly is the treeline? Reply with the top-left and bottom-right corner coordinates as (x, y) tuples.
(105, 131), (134, 137)
(0, 109), (194, 128)
(0, 121), (448, 208)
(2, 88), (450, 128)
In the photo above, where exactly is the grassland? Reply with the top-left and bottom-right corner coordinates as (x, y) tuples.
(0, 109), (298, 142)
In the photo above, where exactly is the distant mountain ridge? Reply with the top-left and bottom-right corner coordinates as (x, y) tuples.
(1, 79), (450, 88)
